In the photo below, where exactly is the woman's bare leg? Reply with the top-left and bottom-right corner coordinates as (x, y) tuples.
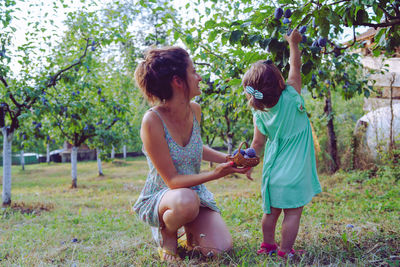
(280, 206), (303, 253)
(158, 188), (200, 260)
(262, 207), (282, 244)
(184, 207), (232, 257)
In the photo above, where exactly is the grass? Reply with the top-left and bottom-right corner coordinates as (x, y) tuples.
(0, 157), (399, 266)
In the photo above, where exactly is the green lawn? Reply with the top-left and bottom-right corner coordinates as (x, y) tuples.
(0, 158), (399, 266)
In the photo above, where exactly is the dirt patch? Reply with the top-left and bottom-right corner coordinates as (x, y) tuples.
(111, 160), (129, 166)
(7, 201), (55, 215)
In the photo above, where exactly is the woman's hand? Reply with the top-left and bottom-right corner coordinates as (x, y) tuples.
(214, 161), (252, 180)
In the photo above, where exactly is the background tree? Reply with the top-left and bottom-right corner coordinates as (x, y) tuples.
(0, 1), (99, 205)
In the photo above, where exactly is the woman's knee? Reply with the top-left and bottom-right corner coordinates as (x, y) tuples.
(202, 236), (233, 258)
(217, 234), (233, 253)
(170, 188), (200, 219)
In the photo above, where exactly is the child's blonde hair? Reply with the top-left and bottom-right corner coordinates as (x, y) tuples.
(242, 60), (285, 110)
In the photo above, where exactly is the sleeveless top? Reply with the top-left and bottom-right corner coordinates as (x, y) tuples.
(253, 85), (321, 214)
(133, 108), (219, 228)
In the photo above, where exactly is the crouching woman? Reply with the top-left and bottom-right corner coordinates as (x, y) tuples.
(133, 46), (249, 262)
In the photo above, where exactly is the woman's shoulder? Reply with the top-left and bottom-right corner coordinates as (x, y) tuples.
(142, 108), (157, 121)
(141, 108), (163, 132)
(190, 101), (201, 112)
(190, 101), (202, 121)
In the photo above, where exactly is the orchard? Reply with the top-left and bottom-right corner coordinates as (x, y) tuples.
(0, 0), (399, 265)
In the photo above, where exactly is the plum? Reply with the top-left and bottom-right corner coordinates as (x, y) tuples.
(274, 7), (283, 19)
(245, 148), (256, 158)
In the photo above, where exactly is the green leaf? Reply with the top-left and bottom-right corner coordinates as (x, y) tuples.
(229, 30), (244, 44)
(185, 34), (193, 45)
(259, 38), (271, 50)
(205, 20), (216, 29)
(240, 22), (252, 28)
(267, 38), (281, 54)
(355, 9), (368, 24)
(249, 34), (261, 45)
(227, 78), (242, 86)
(301, 60), (313, 75)
(208, 31), (218, 43)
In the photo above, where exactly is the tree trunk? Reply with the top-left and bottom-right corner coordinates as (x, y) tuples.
(111, 145), (115, 159)
(389, 73), (395, 157)
(324, 89), (339, 173)
(123, 145), (127, 160)
(2, 128), (13, 206)
(227, 133), (233, 155)
(71, 146), (78, 188)
(20, 149), (25, 171)
(97, 148), (104, 176)
(46, 143), (50, 164)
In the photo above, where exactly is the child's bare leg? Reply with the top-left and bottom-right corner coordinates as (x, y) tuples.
(280, 206), (303, 252)
(262, 207), (282, 244)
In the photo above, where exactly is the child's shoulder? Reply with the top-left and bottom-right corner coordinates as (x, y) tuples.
(282, 84), (306, 112)
(283, 84), (298, 95)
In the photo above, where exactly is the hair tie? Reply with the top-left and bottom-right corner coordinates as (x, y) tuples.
(263, 59), (273, 65)
(245, 86), (263, 100)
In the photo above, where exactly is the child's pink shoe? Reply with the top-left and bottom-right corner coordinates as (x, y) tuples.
(277, 248), (305, 259)
(257, 242), (278, 255)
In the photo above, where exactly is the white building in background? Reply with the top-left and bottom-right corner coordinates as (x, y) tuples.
(354, 28), (400, 162)
(355, 28), (400, 110)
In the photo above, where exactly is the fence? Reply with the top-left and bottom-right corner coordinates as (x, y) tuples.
(0, 154), (39, 166)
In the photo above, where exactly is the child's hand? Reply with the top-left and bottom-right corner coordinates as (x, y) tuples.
(285, 29), (302, 45)
(245, 167), (254, 181)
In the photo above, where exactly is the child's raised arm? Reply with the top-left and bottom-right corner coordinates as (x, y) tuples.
(285, 29), (302, 94)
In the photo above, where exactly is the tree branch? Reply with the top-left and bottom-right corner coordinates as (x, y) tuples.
(47, 38), (91, 88)
(199, 43), (236, 66)
(55, 116), (72, 141)
(0, 76), (23, 108)
(105, 119), (118, 130)
(77, 131), (97, 147)
(327, 0), (349, 6)
(391, 2), (400, 17)
(194, 62), (212, 66)
(0, 76), (8, 88)
(353, 18), (400, 29)
(378, 3), (396, 20)
(325, 25), (357, 55)
(8, 91), (23, 108)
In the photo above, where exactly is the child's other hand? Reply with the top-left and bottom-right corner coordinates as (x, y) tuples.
(245, 167), (254, 181)
(285, 29), (302, 45)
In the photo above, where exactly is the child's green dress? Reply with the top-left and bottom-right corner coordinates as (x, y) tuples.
(253, 85), (321, 214)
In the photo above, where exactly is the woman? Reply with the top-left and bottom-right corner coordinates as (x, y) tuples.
(133, 46), (249, 262)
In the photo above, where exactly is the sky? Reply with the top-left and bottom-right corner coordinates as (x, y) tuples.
(9, 0), (367, 76)
(10, 0), (104, 76)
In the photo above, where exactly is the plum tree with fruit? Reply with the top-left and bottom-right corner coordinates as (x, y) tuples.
(166, 0), (399, 173)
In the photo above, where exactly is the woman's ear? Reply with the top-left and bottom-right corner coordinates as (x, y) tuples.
(171, 75), (184, 89)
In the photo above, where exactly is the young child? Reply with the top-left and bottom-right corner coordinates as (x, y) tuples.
(243, 29), (322, 258)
